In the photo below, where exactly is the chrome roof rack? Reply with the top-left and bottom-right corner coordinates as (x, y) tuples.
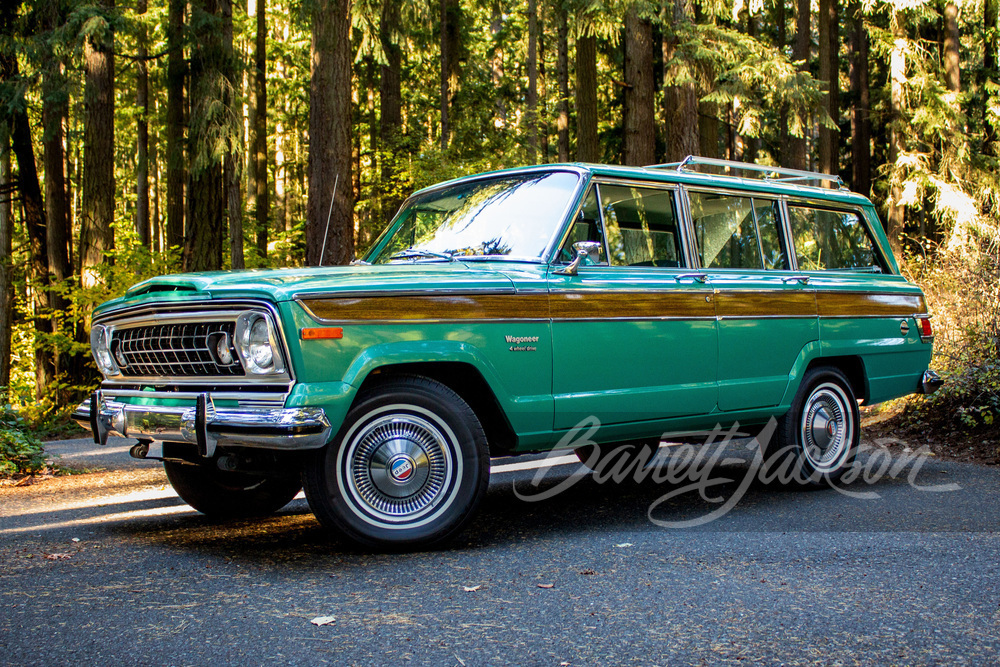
(646, 155), (847, 190)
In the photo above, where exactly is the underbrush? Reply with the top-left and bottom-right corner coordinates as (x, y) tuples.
(0, 404), (47, 478)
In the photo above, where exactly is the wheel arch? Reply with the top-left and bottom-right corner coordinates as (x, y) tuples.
(803, 355), (869, 404)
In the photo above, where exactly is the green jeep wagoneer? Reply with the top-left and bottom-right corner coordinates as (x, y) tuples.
(76, 157), (941, 547)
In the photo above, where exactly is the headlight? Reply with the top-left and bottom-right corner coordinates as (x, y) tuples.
(235, 312), (286, 374)
(90, 324), (120, 377)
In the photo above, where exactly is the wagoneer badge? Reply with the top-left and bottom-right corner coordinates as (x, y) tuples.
(506, 335), (539, 352)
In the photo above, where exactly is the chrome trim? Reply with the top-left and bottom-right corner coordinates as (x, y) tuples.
(293, 287), (518, 303)
(97, 388), (288, 408)
(919, 370), (943, 395)
(74, 392), (332, 455)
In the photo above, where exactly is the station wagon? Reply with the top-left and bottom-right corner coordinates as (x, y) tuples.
(76, 157), (941, 547)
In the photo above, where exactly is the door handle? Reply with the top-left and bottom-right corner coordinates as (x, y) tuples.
(674, 273), (708, 283)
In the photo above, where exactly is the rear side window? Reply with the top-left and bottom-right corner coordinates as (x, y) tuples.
(600, 185), (682, 267)
(788, 205), (882, 272)
(688, 192), (788, 270)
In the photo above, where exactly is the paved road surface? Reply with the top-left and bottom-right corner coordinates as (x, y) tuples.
(2, 437), (999, 665)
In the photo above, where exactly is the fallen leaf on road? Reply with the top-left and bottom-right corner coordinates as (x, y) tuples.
(44, 553), (72, 560)
(579, 569), (596, 575)
(71, 538), (81, 543)
(310, 616), (336, 626)
(537, 583), (554, 589)
(462, 585), (481, 592)
(614, 543), (633, 548)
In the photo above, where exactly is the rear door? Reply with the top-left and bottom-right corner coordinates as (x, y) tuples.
(549, 181), (718, 429)
(685, 188), (819, 412)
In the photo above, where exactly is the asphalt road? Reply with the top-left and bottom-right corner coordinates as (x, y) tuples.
(2, 436), (999, 666)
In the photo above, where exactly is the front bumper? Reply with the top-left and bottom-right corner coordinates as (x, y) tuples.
(73, 390), (333, 457)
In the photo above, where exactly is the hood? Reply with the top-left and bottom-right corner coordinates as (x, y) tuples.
(97, 263), (521, 315)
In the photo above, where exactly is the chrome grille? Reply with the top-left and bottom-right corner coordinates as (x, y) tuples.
(111, 322), (245, 378)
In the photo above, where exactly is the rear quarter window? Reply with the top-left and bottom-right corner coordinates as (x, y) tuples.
(787, 204), (885, 272)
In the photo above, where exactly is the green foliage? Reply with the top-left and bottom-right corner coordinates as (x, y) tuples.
(0, 405), (47, 478)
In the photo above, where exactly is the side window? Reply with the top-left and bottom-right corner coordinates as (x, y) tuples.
(754, 199), (789, 270)
(558, 186), (607, 265)
(600, 184), (682, 267)
(788, 205), (881, 271)
(688, 192), (762, 269)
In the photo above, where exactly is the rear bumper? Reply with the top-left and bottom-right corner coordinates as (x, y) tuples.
(917, 369), (944, 395)
(73, 390), (332, 457)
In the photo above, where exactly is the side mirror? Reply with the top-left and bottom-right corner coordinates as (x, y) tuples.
(554, 241), (602, 276)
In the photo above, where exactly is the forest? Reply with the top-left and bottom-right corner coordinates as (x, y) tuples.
(0, 0), (998, 454)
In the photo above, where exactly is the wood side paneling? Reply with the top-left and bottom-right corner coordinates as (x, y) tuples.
(715, 291), (817, 318)
(815, 291), (926, 317)
(300, 293), (549, 322)
(549, 290), (715, 319)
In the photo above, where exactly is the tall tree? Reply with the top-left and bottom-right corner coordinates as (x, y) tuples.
(663, 0), (699, 161)
(527, 0), (539, 161)
(556, 6), (570, 162)
(623, 4), (655, 166)
(165, 0), (186, 250)
(575, 33), (599, 161)
(222, 0), (244, 269)
(254, 0), (268, 259)
(942, 1), (960, 95)
(135, 0), (150, 247)
(886, 8), (906, 256)
(849, 1), (871, 195)
(379, 0), (403, 220)
(187, 0), (225, 271)
(79, 0), (116, 285)
(786, 0), (810, 169)
(439, 0), (461, 150)
(985, 0), (998, 153)
(817, 0), (839, 176)
(0, 123), (11, 395)
(307, 0), (354, 266)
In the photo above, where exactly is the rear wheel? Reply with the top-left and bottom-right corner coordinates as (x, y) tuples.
(163, 459), (302, 518)
(303, 376), (490, 549)
(768, 367), (860, 485)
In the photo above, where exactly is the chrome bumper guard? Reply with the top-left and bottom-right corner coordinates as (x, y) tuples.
(73, 390), (332, 458)
(918, 370), (944, 395)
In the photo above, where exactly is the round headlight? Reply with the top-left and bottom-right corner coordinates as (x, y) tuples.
(248, 317), (274, 369)
(235, 312), (285, 375)
(90, 325), (120, 377)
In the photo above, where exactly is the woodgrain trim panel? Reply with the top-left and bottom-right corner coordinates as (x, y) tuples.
(715, 290), (817, 318)
(549, 291), (715, 320)
(300, 294), (550, 323)
(816, 291), (927, 317)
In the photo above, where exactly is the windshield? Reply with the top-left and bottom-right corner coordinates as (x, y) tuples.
(368, 171), (581, 263)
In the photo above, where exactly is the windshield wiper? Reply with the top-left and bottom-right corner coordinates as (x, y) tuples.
(388, 248), (456, 262)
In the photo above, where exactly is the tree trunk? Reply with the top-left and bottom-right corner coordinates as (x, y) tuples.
(0, 123), (11, 396)
(942, 2), (960, 94)
(222, 0), (244, 269)
(818, 0), (839, 177)
(886, 11), (906, 257)
(254, 0), (268, 259)
(786, 0), (810, 169)
(80, 0), (115, 287)
(307, 0), (354, 266)
(380, 0), (403, 222)
(985, 0), (998, 153)
(556, 8), (569, 162)
(575, 34), (599, 162)
(527, 0), (538, 162)
(166, 0), (186, 251)
(663, 0), (699, 161)
(849, 1), (871, 195)
(187, 0), (224, 272)
(136, 0), (150, 247)
(623, 5), (655, 166)
(439, 0), (461, 150)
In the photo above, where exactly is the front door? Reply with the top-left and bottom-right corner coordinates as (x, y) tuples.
(550, 182), (718, 430)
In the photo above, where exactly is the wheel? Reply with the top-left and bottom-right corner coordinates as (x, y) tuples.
(303, 376), (490, 549)
(163, 459), (302, 518)
(767, 366), (860, 485)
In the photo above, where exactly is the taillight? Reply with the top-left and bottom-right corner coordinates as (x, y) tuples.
(916, 316), (933, 341)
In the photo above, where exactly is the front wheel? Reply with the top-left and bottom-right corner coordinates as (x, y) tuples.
(163, 459), (302, 518)
(767, 366), (860, 485)
(303, 376), (490, 549)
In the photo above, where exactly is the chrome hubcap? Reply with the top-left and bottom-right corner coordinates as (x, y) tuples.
(800, 383), (853, 472)
(346, 413), (452, 522)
